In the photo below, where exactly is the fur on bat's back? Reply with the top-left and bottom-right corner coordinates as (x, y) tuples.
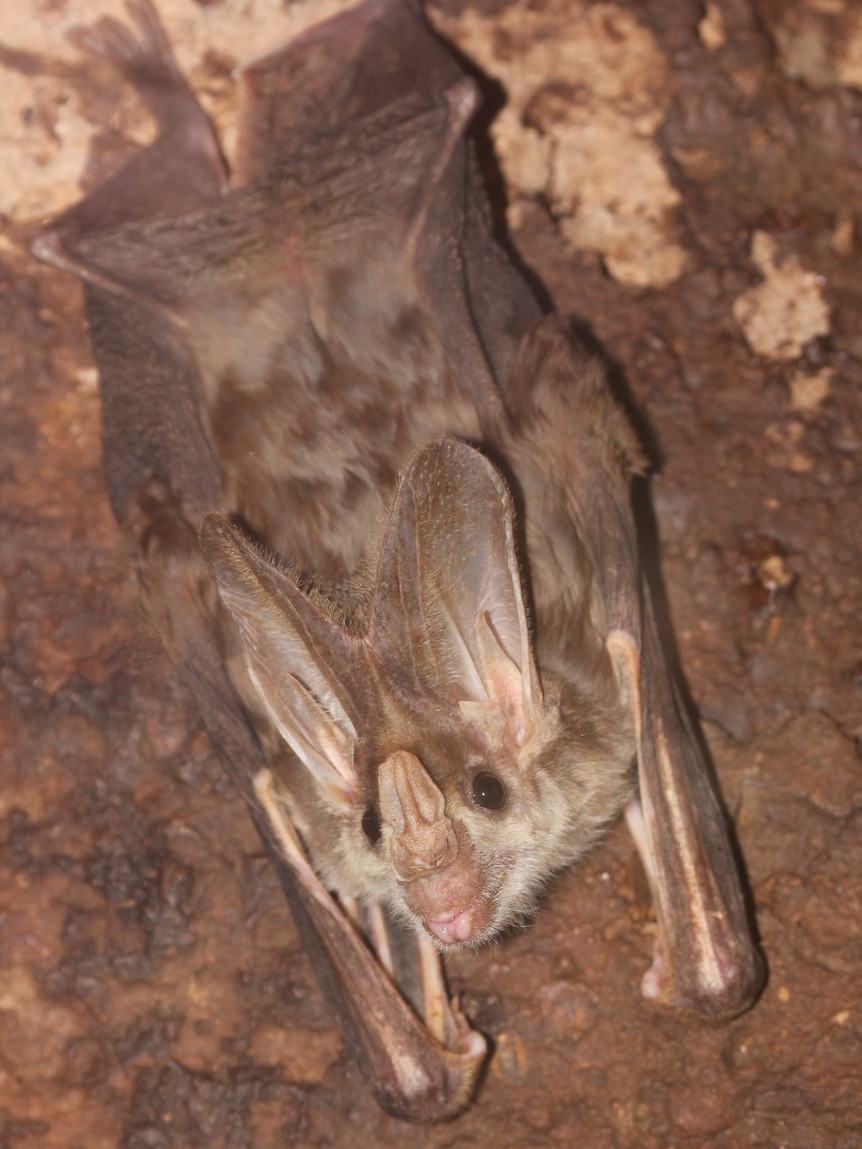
(197, 220), (482, 588)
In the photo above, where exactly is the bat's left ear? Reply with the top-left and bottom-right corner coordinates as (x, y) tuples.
(372, 439), (545, 754)
(200, 515), (360, 809)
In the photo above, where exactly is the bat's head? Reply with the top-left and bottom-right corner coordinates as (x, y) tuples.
(360, 682), (631, 949)
(202, 439), (634, 948)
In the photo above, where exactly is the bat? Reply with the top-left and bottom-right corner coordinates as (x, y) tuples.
(31, 0), (764, 1122)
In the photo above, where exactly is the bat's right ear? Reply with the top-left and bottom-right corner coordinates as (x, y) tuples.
(371, 439), (547, 757)
(200, 515), (359, 810)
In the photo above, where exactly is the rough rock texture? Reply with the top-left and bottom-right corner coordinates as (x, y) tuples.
(1, 0), (861, 1145)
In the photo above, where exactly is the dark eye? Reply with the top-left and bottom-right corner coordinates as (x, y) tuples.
(472, 772), (506, 811)
(362, 804), (381, 845)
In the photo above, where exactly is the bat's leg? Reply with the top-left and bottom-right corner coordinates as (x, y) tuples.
(69, 0), (215, 143)
(417, 931), (458, 1050)
(372, 905), (467, 1052)
(624, 795), (666, 1001)
(365, 900), (396, 979)
(32, 0), (226, 283)
(345, 900), (469, 1052)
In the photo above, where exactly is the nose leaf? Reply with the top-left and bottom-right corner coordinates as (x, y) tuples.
(379, 751), (459, 880)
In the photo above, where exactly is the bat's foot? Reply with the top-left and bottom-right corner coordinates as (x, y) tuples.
(64, 0), (226, 199)
(640, 944), (667, 1002)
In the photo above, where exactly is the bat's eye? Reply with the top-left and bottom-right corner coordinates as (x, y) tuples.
(472, 771), (506, 811)
(362, 804), (382, 845)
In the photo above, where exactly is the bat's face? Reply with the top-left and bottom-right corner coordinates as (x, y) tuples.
(375, 736), (547, 949)
(271, 713), (635, 950)
(354, 693), (633, 949)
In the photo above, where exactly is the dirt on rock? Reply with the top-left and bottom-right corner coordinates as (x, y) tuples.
(1, 1), (860, 1146)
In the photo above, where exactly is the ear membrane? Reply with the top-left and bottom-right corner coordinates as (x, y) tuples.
(372, 438), (543, 750)
(201, 514), (359, 807)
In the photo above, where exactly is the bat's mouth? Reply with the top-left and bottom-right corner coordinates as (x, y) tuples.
(424, 907), (475, 945)
(418, 886), (502, 947)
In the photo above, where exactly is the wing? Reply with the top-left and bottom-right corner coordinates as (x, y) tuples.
(506, 316), (764, 1019)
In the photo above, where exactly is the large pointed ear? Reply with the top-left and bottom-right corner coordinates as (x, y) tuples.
(200, 515), (359, 808)
(372, 439), (543, 751)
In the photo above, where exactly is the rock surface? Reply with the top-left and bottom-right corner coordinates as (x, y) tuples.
(1, 0), (861, 1145)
